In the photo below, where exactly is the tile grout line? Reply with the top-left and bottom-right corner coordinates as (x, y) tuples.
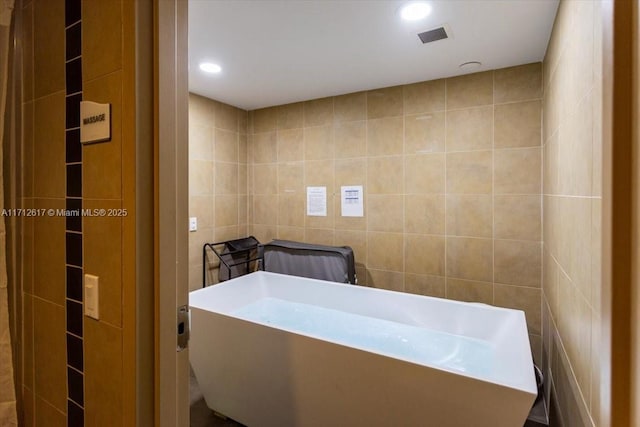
(492, 71), (496, 305)
(443, 80), (448, 299)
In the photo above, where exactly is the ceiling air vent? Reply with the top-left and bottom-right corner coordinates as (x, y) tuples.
(417, 26), (448, 44)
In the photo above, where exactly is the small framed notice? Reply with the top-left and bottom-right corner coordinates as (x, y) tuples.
(341, 185), (364, 217)
(306, 186), (327, 216)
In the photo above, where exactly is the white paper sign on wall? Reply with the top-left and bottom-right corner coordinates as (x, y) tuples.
(341, 185), (364, 217)
(80, 101), (111, 144)
(306, 186), (327, 216)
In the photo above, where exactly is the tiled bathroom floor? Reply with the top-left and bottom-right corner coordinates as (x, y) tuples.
(190, 368), (245, 427)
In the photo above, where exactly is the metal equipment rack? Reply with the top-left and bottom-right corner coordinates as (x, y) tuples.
(202, 236), (261, 287)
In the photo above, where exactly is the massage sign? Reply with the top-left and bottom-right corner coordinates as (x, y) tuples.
(80, 101), (111, 144)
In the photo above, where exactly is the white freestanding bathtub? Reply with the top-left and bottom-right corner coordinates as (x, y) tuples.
(189, 271), (536, 427)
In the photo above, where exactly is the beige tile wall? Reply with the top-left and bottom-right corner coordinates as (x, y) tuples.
(19, 0), (136, 424)
(542, 1), (603, 426)
(245, 63), (544, 350)
(188, 93), (248, 290)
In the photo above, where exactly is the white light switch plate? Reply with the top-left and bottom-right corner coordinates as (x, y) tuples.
(84, 274), (99, 320)
(189, 217), (198, 232)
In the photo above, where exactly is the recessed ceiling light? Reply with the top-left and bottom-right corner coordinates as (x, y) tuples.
(400, 2), (432, 21)
(199, 62), (222, 73)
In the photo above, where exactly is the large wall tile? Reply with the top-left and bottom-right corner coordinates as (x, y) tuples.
(253, 107), (277, 133)
(403, 79), (445, 115)
(83, 72), (123, 199)
(304, 159), (335, 191)
(33, 0), (65, 97)
(278, 195), (305, 227)
(446, 237), (493, 282)
(33, 93), (65, 198)
(252, 132), (277, 163)
(404, 234), (445, 276)
(215, 226), (240, 243)
(304, 125), (334, 160)
(404, 112), (445, 154)
(21, 199), (34, 296)
(446, 71), (493, 110)
(189, 160), (214, 196)
(494, 100), (542, 148)
(494, 63), (542, 103)
(237, 134), (249, 164)
(494, 147), (542, 194)
(404, 274), (445, 298)
(446, 194), (492, 238)
(253, 195), (278, 226)
(189, 93), (215, 127)
(304, 97), (333, 127)
(22, 294), (34, 391)
(367, 86), (403, 119)
(367, 117), (403, 156)
(446, 151), (492, 194)
(278, 163), (304, 194)
(494, 284), (541, 335)
(334, 121), (366, 159)
(335, 158), (365, 190)
(277, 128), (304, 162)
(367, 232), (403, 271)
(32, 199), (65, 305)
(304, 228), (335, 246)
(85, 321), (123, 426)
(494, 240), (541, 288)
(446, 278), (493, 304)
(215, 195), (239, 227)
(252, 225), (277, 243)
(21, 387), (33, 427)
(405, 153), (445, 194)
(277, 226), (305, 242)
(446, 106), (493, 152)
(367, 269), (404, 292)
(34, 298), (66, 412)
(367, 195), (403, 233)
(189, 124), (213, 161)
(253, 164), (277, 195)
(22, 102), (34, 198)
(277, 103), (303, 130)
(494, 195), (541, 240)
(215, 162), (239, 195)
(367, 156), (403, 194)
(560, 93), (594, 197)
(215, 129), (239, 163)
(334, 230), (367, 265)
(22, 3), (34, 102)
(238, 165), (248, 195)
(334, 92), (366, 123)
(404, 195), (445, 235)
(216, 102), (239, 132)
(83, 0), (122, 81)
(35, 396), (65, 427)
(543, 248), (559, 316)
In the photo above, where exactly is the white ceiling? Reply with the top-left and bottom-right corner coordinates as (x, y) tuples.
(188, 0), (559, 111)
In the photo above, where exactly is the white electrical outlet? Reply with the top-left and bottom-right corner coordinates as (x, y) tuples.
(189, 217), (198, 232)
(84, 274), (99, 320)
